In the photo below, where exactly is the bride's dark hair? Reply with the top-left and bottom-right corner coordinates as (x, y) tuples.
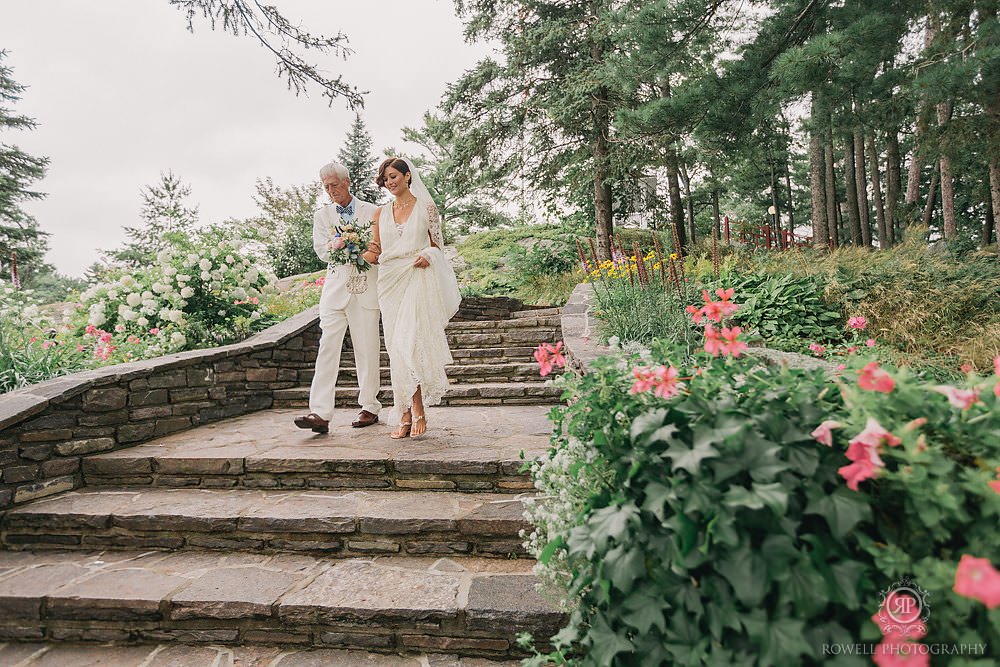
(376, 157), (411, 188)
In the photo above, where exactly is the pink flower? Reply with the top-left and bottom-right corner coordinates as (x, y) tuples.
(29, 336), (37, 343)
(84, 325), (97, 335)
(76, 344), (85, 352)
(703, 323), (726, 357)
(630, 366), (656, 394)
(848, 316), (867, 330)
(534, 341), (566, 377)
(99, 332), (113, 344)
(810, 420), (841, 447)
(331, 236), (346, 250)
(720, 326), (747, 357)
(149, 328), (160, 335)
(652, 365), (683, 399)
(993, 356), (1000, 398)
(960, 363), (973, 373)
(852, 417), (902, 449)
(630, 365), (684, 399)
(873, 636), (929, 667)
(41, 340), (53, 350)
(953, 554), (1000, 609)
(858, 362), (895, 393)
(846, 346), (858, 354)
(808, 342), (826, 357)
(836, 363), (847, 371)
(685, 304), (703, 324)
(989, 467), (1000, 495)
(933, 385), (980, 410)
(115, 324), (125, 333)
(866, 338), (877, 348)
(698, 288), (739, 323)
(838, 454), (879, 491)
(838, 418), (899, 491)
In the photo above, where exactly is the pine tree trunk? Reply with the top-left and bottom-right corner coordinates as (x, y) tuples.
(868, 133), (888, 248)
(666, 153), (686, 252)
(712, 189), (721, 241)
(885, 129), (902, 244)
(990, 155), (1000, 247)
(824, 132), (839, 248)
(922, 168), (939, 228)
(905, 21), (938, 206)
(809, 107), (828, 246)
(937, 101), (957, 239)
(591, 89), (613, 259)
(680, 165), (696, 244)
(984, 190), (996, 248)
(785, 154), (796, 233)
(770, 162), (781, 245)
(854, 128), (872, 247)
(843, 134), (863, 245)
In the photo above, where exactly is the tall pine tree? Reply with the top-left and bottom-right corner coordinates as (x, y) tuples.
(337, 114), (381, 203)
(104, 171), (199, 268)
(0, 51), (49, 283)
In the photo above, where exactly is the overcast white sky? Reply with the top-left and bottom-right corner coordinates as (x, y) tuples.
(1, 0), (492, 277)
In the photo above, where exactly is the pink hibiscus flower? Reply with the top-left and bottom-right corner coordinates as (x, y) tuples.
(953, 554), (1000, 609)
(858, 362), (895, 393)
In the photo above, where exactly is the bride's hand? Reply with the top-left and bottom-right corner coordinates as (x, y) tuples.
(413, 256), (430, 268)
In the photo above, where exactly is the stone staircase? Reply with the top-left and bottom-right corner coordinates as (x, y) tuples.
(274, 310), (564, 409)
(0, 308), (566, 664)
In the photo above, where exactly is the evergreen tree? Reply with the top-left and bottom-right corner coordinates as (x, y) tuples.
(0, 50), (49, 284)
(104, 171), (199, 267)
(241, 178), (323, 278)
(337, 114), (381, 202)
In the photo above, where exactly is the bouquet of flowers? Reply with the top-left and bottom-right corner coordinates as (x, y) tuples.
(328, 221), (374, 272)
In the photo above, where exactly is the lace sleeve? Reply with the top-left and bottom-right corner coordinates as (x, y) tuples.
(427, 202), (444, 248)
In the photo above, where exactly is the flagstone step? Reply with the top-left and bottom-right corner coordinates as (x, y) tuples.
(339, 329), (559, 353)
(334, 349), (543, 369)
(0, 550), (563, 658)
(445, 316), (562, 331)
(0, 642), (522, 666)
(272, 383), (564, 409)
(79, 408), (547, 493)
(321, 362), (552, 387)
(511, 308), (562, 319)
(1, 487), (532, 557)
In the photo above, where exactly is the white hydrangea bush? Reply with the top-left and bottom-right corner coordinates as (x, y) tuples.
(71, 237), (276, 353)
(521, 431), (614, 610)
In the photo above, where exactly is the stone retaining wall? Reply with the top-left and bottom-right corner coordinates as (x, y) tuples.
(0, 308), (321, 510)
(0, 296), (555, 511)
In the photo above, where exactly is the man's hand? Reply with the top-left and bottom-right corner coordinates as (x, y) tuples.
(413, 256), (430, 268)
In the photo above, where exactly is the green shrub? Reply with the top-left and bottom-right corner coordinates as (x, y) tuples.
(523, 338), (1000, 666)
(720, 272), (843, 347)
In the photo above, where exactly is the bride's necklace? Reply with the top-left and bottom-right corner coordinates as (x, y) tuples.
(392, 195), (417, 222)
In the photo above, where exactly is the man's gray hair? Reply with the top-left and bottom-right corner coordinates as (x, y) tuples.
(319, 162), (350, 181)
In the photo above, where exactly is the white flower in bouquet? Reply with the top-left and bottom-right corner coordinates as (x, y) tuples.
(180, 286), (194, 298)
(126, 293), (142, 307)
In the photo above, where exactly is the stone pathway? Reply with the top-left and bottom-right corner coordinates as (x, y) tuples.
(0, 308), (566, 659)
(0, 642), (520, 665)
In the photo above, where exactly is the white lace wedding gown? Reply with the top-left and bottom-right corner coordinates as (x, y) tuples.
(377, 200), (461, 424)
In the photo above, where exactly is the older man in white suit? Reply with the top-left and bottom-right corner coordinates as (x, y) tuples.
(294, 161), (382, 433)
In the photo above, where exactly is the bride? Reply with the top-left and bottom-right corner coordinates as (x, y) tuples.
(364, 157), (461, 438)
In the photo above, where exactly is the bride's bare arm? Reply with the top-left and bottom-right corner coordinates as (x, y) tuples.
(363, 209), (381, 264)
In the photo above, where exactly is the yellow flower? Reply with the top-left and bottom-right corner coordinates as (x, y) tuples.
(670, 253), (678, 260)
